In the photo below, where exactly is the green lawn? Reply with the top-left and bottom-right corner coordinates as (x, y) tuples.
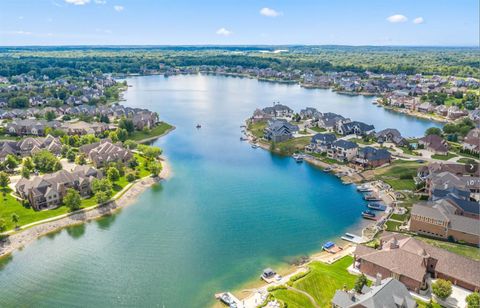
(457, 158), (478, 164)
(274, 136), (312, 156)
(271, 289), (315, 308)
(247, 120), (267, 139)
(128, 122), (174, 141)
(282, 256), (357, 307)
(385, 220), (402, 232)
(349, 138), (375, 145)
(372, 160), (423, 190)
(415, 236), (480, 261)
(416, 299), (442, 308)
(310, 126), (327, 133)
(390, 213), (407, 221)
(431, 153), (457, 161)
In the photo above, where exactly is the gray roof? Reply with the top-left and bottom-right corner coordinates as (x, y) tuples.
(333, 139), (358, 149)
(311, 133), (336, 144)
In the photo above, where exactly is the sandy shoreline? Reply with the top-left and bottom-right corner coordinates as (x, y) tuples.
(0, 158), (172, 259)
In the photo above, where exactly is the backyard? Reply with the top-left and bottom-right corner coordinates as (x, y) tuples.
(371, 159), (423, 190)
(128, 122), (174, 141)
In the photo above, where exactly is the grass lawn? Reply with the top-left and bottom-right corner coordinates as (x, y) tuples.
(273, 136), (311, 156)
(349, 138), (375, 145)
(310, 127), (327, 133)
(457, 158), (478, 164)
(416, 299), (442, 308)
(385, 220), (402, 232)
(247, 120), (267, 139)
(271, 289), (315, 308)
(128, 122), (174, 141)
(373, 160), (423, 190)
(415, 236), (480, 261)
(390, 213), (407, 221)
(289, 256), (357, 307)
(431, 153), (457, 161)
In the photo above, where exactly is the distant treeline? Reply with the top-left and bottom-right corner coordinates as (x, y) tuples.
(0, 46), (478, 78)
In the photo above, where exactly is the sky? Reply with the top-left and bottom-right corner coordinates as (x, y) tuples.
(0, 0), (478, 46)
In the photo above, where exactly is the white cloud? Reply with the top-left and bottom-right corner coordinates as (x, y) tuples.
(413, 17), (424, 24)
(386, 14), (408, 23)
(260, 7), (282, 17)
(94, 0), (106, 3)
(216, 28), (232, 36)
(96, 28), (112, 34)
(64, 0), (90, 5)
(8, 30), (33, 35)
(113, 5), (124, 12)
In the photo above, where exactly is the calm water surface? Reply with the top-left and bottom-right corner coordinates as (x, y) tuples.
(0, 75), (441, 307)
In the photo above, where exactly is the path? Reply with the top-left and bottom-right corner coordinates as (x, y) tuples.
(286, 286), (319, 308)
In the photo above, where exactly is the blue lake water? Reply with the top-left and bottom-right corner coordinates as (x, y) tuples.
(0, 75), (441, 307)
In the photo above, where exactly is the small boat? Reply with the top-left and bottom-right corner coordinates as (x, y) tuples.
(292, 154), (304, 163)
(251, 144), (258, 149)
(324, 166), (333, 172)
(219, 293), (238, 308)
(196, 124), (202, 129)
(367, 203), (387, 211)
(240, 136), (248, 141)
(364, 193), (380, 201)
(357, 185), (373, 192)
(240, 125), (246, 128)
(362, 210), (377, 220)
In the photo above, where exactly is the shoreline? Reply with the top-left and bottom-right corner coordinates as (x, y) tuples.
(0, 158), (172, 259)
(135, 125), (176, 144)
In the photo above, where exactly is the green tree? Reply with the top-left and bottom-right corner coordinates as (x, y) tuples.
(0, 172), (9, 196)
(126, 173), (136, 182)
(432, 279), (452, 300)
(92, 178), (113, 197)
(148, 161), (162, 176)
(107, 166), (120, 182)
(8, 96), (29, 108)
(108, 131), (119, 143)
(425, 127), (442, 136)
(63, 188), (81, 211)
(11, 213), (19, 228)
(21, 167), (31, 179)
(116, 128), (128, 142)
(466, 292), (480, 308)
(23, 157), (35, 171)
(119, 117), (135, 133)
(0, 218), (6, 233)
(32, 150), (62, 173)
(95, 191), (110, 204)
(75, 153), (87, 165)
(354, 274), (368, 293)
(138, 144), (162, 160)
(124, 140), (138, 150)
(44, 110), (56, 121)
(4, 154), (19, 170)
(66, 149), (76, 162)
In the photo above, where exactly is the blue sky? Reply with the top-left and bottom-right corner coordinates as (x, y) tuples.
(0, 0), (478, 46)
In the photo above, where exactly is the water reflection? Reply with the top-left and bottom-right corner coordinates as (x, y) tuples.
(65, 224), (86, 239)
(96, 214), (117, 230)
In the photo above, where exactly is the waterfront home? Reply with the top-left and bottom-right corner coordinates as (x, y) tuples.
(332, 276), (416, 308)
(462, 128), (480, 154)
(375, 128), (407, 146)
(305, 133), (336, 153)
(15, 166), (101, 210)
(316, 112), (345, 131)
(250, 108), (272, 123)
(417, 162), (480, 181)
(60, 121), (112, 136)
(299, 107), (321, 119)
(336, 120), (375, 136)
(416, 102), (434, 113)
(447, 106), (468, 120)
(435, 105), (448, 117)
(263, 119), (299, 143)
(327, 140), (358, 162)
(79, 140), (133, 168)
(262, 104), (293, 118)
(5, 119), (60, 136)
(418, 135), (449, 155)
(3, 135), (62, 159)
(426, 171), (480, 201)
(354, 232), (480, 292)
(132, 111), (159, 130)
(409, 199), (480, 245)
(355, 147), (391, 168)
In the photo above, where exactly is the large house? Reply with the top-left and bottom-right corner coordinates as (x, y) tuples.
(409, 199), (480, 245)
(327, 140), (359, 162)
(132, 111), (159, 130)
(261, 104), (293, 118)
(332, 276), (416, 308)
(418, 135), (449, 155)
(60, 121), (112, 135)
(80, 140), (133, 168)
(0, 135), (62, 161)
(250, 109), (273, 123)
(336, 120), (375, 136)
(355, 147), (392, 168)
(375, 128), (407, 146)
(305, 133), (336, 153)
(263, 119), (299, 143)
(316, 112), (345, 131)
(417, 162), (480, 181)
(15, 166), (101, 210)
(5, 119), (60, 136)
(354, 232), (480, 292)
(462, 128), (480, 154)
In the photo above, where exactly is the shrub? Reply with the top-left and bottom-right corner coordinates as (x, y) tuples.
(432, 279), (452, 300)
(466, 292), (480, 308)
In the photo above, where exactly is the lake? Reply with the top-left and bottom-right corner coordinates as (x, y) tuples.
(0, 75), (441, 307)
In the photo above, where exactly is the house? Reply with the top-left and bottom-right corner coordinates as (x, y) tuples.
(332, 276), (416, 308)
(417, 162), (480, 181)
(418, 135), (449, 155)
(462, 128), (480, 154)
(375, 128), (407, 146)
(305, 133), (336, 153)
(336, 121), (375, 136)
(262, 104), (293, 118)
(0, 135), (62, 161)
(5, 119), (60, 136)
(409, 199), (480, 246)
(317, 113), (345, 131)
(354, 232), (480, 292)
(250, 108), (272, 123)
(15, 166), (101, 210)
(263, 119), (299, 143)
(132, 111), (159, 130)
(299, 107), (321, 119)
(60, 121), (111, 135)
(79, 140), (133, 168)
(435, 105), (448, 117)
(355, 147), (391, 168)
(447, 106), (468, 120)
(327, 140), (359, 162)
(426, 171), (480, 201)
(416, 102), (434, 113)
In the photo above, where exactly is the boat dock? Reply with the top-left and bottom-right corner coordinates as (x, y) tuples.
(215, 292), (241, 308)
(341, 232), (366, 244)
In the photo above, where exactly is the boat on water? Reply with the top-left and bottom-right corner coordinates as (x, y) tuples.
(367, 203), (387, 211)
(218, 293), (238, 308)
(196, 124), (202, 129)
(251, 144), (258, 149)
(240, 125), (246, 128)
(356, 184), (373, 192)
(362, 210), (377, 220)
(292, 153), (304, 163)
(324, 166), (333, 172)
(364, 193), (381, 201)
(240, 136), (248, 141)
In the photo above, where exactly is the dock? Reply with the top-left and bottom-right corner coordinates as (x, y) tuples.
(341, 232), (366, 244)
(215, 292), (242, 308)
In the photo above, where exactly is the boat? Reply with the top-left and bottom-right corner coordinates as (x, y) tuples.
(292, 154), (304, 163)
(218, 293), (238, 308)
(251, 144), (258, 149)
(322, 241), (342, 254)
(240, 136), (248, 141)
(240, 125), (246, 128)
(356, 185), (373, 192)
(196, 124), (202, 129)
(367, 203), (387, 211)
(324, 166), (333, 172)
(341, 233), (365, 244)
(362, 210), (377, 220)
(364, 193), (380, 201)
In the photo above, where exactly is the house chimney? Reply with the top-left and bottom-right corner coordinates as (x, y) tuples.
(375, 273), (382, 286)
